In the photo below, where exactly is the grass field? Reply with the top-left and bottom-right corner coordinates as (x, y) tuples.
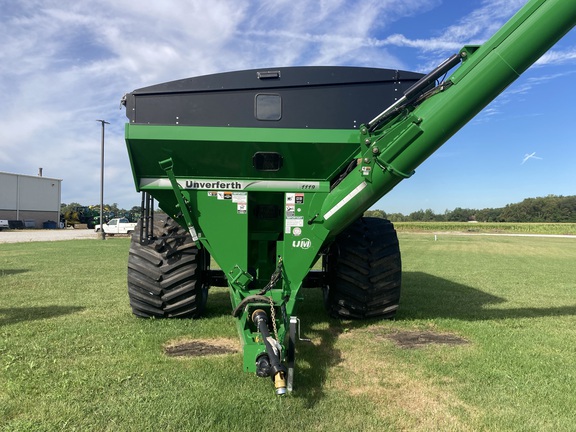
(1, 233), (576, 431)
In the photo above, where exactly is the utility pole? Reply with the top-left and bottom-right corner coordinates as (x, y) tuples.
(96, 120), (110, 240)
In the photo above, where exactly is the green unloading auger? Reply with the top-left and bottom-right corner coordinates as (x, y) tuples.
(123, 0), (576, 395)
(318, 0), (576, 236)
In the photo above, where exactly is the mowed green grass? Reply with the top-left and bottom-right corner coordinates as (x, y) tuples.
(1, 233), (576, 431)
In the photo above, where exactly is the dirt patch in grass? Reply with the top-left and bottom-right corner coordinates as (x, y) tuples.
(384, 330), (470, 349)
(164, 338), (239, 358)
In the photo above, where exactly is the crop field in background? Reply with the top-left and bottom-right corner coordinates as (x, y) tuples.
(394, 221), (576, 235)
(1, 233), (576, 431)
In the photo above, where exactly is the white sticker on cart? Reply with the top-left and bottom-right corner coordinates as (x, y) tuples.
(285, 216), (304, 233)
(217, 191), (233, 200)
(139, 178), (321, 191)
(324, 182), (367, 220)
(232, 192), (247, 203)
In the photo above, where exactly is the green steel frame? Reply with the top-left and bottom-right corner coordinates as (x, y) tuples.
(125, 0), (576, 390)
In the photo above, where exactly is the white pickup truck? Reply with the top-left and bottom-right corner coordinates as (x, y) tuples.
(0, 219), (9, 231)
(94, 217), (137, 235)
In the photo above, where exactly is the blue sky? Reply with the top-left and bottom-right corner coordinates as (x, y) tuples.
(1, 0), (575, 214)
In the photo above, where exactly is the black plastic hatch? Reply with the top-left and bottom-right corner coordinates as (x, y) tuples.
(124, 66), (424, 129)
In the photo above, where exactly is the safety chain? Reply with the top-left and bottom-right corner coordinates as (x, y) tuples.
(269, 296), (279, 342)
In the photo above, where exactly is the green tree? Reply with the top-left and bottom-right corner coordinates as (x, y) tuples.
(408, 208), (438, 221)
(364, 209), (387, 219)
(387, 213), (406, 222)
(446, 207), (476, 222)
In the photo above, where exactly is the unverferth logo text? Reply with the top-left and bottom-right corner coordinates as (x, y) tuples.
(185, 181), (242, 189)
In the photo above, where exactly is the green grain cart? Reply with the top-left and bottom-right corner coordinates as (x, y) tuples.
(122, 0), (576, 394)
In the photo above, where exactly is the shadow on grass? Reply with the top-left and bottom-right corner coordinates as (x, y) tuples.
(202, 287), (342, 406)
(203, 288), (234, 319)
(196, 271), (576, 406)
(282, 271), (576, 406)
(0, 269), (30, 276)
(0, 305), (85, 326)
(289, 289), (345, 407)
(400, 271), (576, 321)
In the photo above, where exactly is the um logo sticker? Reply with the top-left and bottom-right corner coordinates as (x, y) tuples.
(292, 238), (311, 250)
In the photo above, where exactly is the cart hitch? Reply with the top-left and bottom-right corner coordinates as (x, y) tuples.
(252, 309), (287, 396)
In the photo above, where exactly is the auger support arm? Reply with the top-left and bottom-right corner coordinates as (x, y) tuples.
(158, 157), (200, 243)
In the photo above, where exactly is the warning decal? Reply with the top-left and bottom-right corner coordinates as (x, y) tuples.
(217, 191), (233, 200)
(232, 192), (247, 203)
(285, 216), (304, 234)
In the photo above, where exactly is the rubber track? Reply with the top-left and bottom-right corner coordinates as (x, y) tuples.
(324, 217), (401, 319)
(127, 217), (207, 318)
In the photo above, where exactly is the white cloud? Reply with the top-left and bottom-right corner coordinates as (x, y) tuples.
(369, 0), (526, 53)
(1, 0), (438, 209)
(1, 0), (575, 209)
(537, 47), (576, 66)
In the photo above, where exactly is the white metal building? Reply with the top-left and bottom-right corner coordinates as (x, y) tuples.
(0, 171), (62, 228)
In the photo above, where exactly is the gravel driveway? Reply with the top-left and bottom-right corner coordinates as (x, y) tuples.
(0, 229), (100, 243)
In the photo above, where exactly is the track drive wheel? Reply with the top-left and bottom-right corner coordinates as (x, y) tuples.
(127, 217), (208, 318)
(323, 217), (401, 319)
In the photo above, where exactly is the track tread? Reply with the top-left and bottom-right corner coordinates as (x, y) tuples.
(324, 217), (402, 320)
(127, 217), (208, 319)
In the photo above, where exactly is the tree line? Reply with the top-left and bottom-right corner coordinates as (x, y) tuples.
(365, 195), (576, 223)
